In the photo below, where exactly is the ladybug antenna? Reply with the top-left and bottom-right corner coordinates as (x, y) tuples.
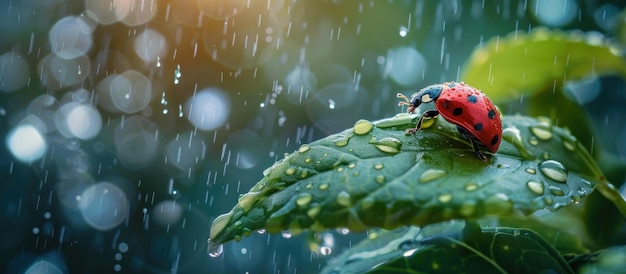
(396, 93), (411, 106)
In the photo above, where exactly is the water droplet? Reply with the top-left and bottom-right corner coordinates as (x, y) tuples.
(333, 136), (350, 147)
(306, 183), (314, 189)
(525, 167), (537, 174)
(207, 241), (224, 257)
(373, 163), (384, 170)
(257, 229), (266, 234)
(336, 191), (351, 206)
(348, 162), (356, 169)
(502, 127), (534, 159)
(465, 183), (479, 191)
(281, 231), (293, 239)
(571, 195), (583, 204)
(549, 186), (565, 196)
(320, 246), (333, 255)
(336, 167), (344, 172)
(375, 175), (385, 183)
(399, 240), (419, 257)
(298, 144), (311, 153)
(319, 183), (329, 190)
(483, 193), (513, 215)
(238, 192), (263, 213)
(539, 160), (568, 183)
(562, 138), (577, 151)
(285, 167), (296, 175)
(438, 193), (452, 203)
(373, 137), (402, 154)
(543, 196), (554, 205)
(360, 197), (375, 209)
(419, 169), (447, 183)
(296, 193), (313, 207)
(353, 119), (374, 135)
(530, 126), (553, 140)
(210, 211), (234, 240)
(528, 136), (539, 146)
(459, 200), (476, 217)
(526, 180), (544, 195)
(307, 206), (321, 218)
(300, 170), (309, 178)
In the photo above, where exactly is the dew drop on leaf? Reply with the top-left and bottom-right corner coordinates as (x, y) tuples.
(539, 160), (568, 183)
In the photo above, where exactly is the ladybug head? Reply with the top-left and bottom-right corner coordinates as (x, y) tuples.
(397, 84), (443, 114)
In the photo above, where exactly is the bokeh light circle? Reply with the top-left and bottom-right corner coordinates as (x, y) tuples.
(184, 88), (231, 131)
(133, 29), (168, 63)
(197, 0), (247, 19)
(84, 0), (131, 25)
(49, 16), (93, 59)
(55, 102), (102, 140)
(114, 115), (159, 168)
(531, 0), (578, 27)
(49, 54), (91, 87)
(165, 132), (206, 171)
(121, 0), (158, 26)
(6, 124), (47, 163)
(202, 4), (282, 69)
(109, 70), (153, 113)
(78, 182), (128, 231)
(226, 129), (263, 169)
(152, 200), (183, 226)
(386, 46), (426, 86)
(0, 52), (30, 93)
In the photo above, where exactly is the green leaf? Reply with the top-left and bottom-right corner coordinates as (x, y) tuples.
(321, 221), (574, 274)
(578, 246), (626, 273)
(208, 113), (606, 248)
(461, 27), (626, 102)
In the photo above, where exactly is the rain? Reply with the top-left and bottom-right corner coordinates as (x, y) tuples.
(1, 0), (626, 273)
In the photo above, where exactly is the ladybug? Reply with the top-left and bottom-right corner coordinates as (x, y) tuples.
(397, 82), (502, 162)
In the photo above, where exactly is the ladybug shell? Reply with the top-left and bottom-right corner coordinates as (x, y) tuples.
(434, 82), (502, 153)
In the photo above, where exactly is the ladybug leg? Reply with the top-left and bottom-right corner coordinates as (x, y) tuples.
(457, 126), (488, 162)
(405, 110), (439, 135)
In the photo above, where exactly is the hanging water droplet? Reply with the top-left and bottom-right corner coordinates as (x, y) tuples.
(281, 231), (293, 239)
(539, 160), (568, 183)
(210, 211), (234, 240)
(353, 119), (374, 135)
(526, 180), (544, 195)
(419, 169), (447, 183)
(398, 240), (419, 257)
(207, 241), (224, 258)
(320, 246), (332, 255)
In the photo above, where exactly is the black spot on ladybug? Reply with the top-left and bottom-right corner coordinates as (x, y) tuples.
(452, 107), (463, 116)
(467, 95), (478, 103)
(474, 123), (483, 131)
(491, 135), (499, 146)
(487, 109), (496, 120)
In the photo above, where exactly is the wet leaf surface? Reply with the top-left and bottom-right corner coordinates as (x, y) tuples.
(208, 113), (606, 248)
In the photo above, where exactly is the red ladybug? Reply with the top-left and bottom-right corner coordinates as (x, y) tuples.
(397, 82), (502, 162)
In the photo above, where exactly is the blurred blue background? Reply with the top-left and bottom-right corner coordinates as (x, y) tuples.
(1, 0), (625, 273)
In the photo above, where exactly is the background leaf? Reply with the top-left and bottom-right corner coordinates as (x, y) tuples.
(208, 113), (605, 248)
(461, 27), (626, 103)
(321, 221), (574, 274)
